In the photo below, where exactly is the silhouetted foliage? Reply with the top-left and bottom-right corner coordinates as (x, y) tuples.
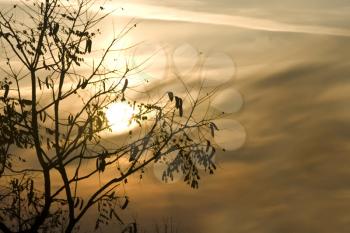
(0, 1), (219, 232)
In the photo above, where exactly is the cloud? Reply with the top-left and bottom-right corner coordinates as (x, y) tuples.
(1, 0), (349, 37)
(114, 58), (350, 233)
(110, 2), (350, 37)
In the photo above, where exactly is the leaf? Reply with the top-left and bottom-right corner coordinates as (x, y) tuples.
(184, 174), (189, 182)
(211, 122), (219, 130)
(175, 96), (180, 109)
(179, 97), (183, 108)
(179, 105), (183, 117)
(46, 128), (54, 135)
(209, 147), (216, 159)
(121, 197), (129, 209)
(96, 117), (102, 129)
(28, 179), (34, 205)
(47, 139), (51, 150)
(81, 79), (88, 89)
(209, 122), (218, 137)
(95, 219), (100, 230)
(96, 158), (106, 172)
(121, 79), (128, 93)
(206, 140), (211, 152)
(53, 23), (59, 35)
(45, 77), (49, 89)
(85, 38), (92, 53)
(210, 126), (214, 137)
(3, 84), (9, 99)
(167, 91), (174, 102)
(21, 99), (32, 105)
(175, 96), (183, 116)
(129, 144), (139, 162)
(68, 114), (73, 124)
(77, 78), (81, 88)
(131, 223), (137, 233)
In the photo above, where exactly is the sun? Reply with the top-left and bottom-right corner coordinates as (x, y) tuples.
(105, 102), (137, 133)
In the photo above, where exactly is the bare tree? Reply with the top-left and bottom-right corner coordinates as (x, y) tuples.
(0, 1), (220, 232)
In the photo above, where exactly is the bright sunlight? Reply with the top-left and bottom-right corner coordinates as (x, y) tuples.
(105, 102), (137, 133)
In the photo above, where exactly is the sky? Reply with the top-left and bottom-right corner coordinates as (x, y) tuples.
(1, 0), (350, 233)
(103, 1), (350, 233)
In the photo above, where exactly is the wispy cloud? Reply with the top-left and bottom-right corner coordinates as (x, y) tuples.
(109, 2), (350, 37)
(1, 0), (349, 37)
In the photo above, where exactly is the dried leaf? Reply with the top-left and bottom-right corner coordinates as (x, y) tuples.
(209, 122), (219, 137)
(85, 38), (92, 53)
(175, 96), (180, 109)
(122, 79), (128, 93)
(121, 197), (129, 209)
(167, 91), (174, 102)
(81, 79), (88, 89)
(53, 23), (59, 35)
(206, 140), (211, 152)
(3, 84), (9, 99)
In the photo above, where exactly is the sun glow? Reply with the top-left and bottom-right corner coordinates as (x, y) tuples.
(105, 102), (137, 133)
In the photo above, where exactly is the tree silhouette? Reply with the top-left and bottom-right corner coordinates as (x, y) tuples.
(0, 1), (219, 232)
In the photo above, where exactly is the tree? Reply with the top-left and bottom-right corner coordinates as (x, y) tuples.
(0, 1), (220, 232)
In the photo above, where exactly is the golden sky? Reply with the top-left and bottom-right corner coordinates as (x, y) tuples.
(105, 1), (350, 233)
(1, 0), (350, 232)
